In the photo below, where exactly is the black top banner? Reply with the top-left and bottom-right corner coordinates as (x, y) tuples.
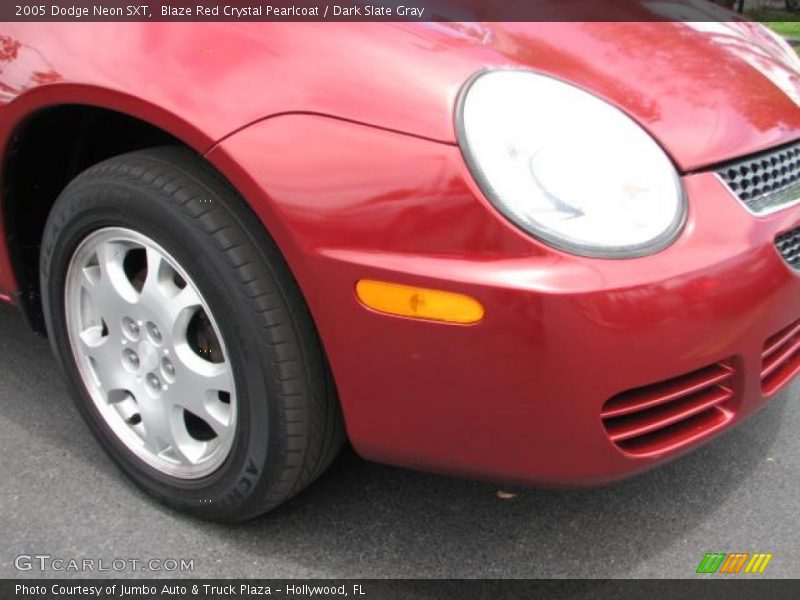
(1, 0), (761, 22)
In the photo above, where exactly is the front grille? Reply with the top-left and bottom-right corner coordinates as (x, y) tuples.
(601, 362), (735, 457)
(717, 140), (800, 214)
(762, 319), (800, 396)
(776, 226), (800, 270)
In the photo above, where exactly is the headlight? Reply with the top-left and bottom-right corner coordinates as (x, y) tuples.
(456, 69), (685, 258)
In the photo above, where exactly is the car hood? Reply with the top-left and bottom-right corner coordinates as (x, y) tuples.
(252, 19), (800, 172)
(373, 20), (800, 173)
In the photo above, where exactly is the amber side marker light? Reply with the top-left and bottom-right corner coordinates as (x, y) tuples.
(355, 280), (485, 324)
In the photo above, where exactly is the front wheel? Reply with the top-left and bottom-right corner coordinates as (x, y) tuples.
(40, 147), (344, 521)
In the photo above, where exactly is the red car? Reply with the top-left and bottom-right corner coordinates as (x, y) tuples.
(1, 16), (800, 521)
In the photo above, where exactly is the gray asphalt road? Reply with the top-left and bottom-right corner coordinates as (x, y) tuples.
(1, 304), (798, 580)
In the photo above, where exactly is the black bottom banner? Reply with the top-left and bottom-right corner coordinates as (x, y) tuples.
(3, 579), (800, 600)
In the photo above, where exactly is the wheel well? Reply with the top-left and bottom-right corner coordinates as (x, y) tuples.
(2, 105), (181, 334)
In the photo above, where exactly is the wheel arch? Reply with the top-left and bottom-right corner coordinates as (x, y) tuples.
(0, 87), (294, 335)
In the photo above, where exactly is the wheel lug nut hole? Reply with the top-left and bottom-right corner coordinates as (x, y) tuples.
(146, 321), (163, 345)
(161, 357), (176, 382)
(122, 317), (140, 341)
(146, 373), (162, 393)
(122, 348), (140, 371)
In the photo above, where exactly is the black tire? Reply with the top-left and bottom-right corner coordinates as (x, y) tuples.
(40, 146), (345, 521)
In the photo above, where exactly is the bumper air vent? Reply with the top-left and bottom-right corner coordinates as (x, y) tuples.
(602, 362), (736, 457)
(775, 226), (800, 271)
(762, 319), (800, 396)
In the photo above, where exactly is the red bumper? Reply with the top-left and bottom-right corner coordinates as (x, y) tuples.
(209, 114), (800, 485)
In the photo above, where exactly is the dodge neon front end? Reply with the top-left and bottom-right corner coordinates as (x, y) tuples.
(211, 104), (800, 488)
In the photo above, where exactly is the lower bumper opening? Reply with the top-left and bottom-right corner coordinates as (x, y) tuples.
(762, 318), (800, 396)
(601, 362), (736, 458)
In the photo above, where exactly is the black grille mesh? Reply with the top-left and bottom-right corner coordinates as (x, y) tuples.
(776, 226), (800, 270)
(718, 141), (800, 214)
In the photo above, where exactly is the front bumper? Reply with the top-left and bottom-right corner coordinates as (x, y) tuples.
(211, 114), (800, 485)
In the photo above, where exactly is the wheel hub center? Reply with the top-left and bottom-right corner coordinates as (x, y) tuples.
(137, 339), (160, 372)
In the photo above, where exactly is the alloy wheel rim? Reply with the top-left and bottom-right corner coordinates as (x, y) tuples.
(64, 227), (237, 479)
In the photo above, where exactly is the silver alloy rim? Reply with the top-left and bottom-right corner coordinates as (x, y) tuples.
(65, 227), (237, 479)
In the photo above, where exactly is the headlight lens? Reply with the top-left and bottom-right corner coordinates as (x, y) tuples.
(457, 69), (685, 258)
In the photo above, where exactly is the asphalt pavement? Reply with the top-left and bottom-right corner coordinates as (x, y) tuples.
(1, 303), (798, 579)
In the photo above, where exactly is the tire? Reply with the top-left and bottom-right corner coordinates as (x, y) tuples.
(40, 146), (345, 521)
